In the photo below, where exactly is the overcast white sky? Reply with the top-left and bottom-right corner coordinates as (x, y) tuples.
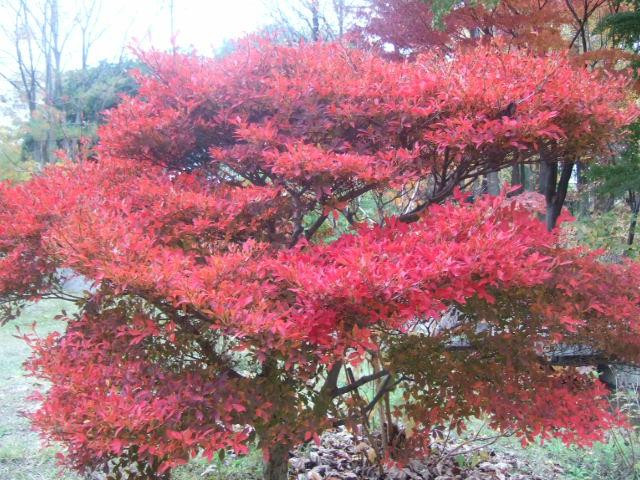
(89, 0), (270, 61)
(67, 0), (271, 65)
(0, 0), (271, 102)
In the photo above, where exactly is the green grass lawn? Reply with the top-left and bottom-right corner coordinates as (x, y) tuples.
(0, 299), (82, 480)
(0, 298), (261, 480)
(485, 430), (640, 480)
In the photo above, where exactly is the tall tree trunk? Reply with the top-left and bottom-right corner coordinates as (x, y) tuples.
(628, 191), (639, 247)
(311, 0), (320, 41)
(538, 161), (551, 195)
(334, 0), (345, 37)
(540, 158), (574, 231)
(486, 171), (500, 195)
(50, 0), (62, 102)
(510, 162), (525, 194)
(595, 193), (615, 213)
(43, 129), (53, 165)
(263, 443), (291, 480)
(575, 161), (589, 217)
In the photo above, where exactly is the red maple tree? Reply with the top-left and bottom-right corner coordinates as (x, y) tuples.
(362, 0), (636, 231)
(362, 0), (610, 54)
(0, 40), (639, 480)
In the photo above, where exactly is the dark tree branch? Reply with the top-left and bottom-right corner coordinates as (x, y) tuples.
(364, 374), (393, 415)
(331, 369), (389, 397)
(304, 213), (328, 241)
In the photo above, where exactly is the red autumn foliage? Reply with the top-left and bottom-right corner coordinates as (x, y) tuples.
(0, 40), (639, 479)
(362, 0), (568, 53)
(362, 0), (612, 55)
(97, 40), (635, 215)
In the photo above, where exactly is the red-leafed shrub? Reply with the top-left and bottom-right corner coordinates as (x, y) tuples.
(1, 40), (639, 480)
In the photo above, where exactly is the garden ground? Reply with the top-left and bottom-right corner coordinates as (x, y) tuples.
(0, 299), (637, 480)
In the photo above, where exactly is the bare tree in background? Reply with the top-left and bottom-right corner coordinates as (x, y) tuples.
(76, 0), (105, 72)
(0, 0), (67, 164)
(263, 0), (361, 42)
(6, 1), (39, 116)
(0, 0), (109, 165)
(72, 0), (104, 143)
